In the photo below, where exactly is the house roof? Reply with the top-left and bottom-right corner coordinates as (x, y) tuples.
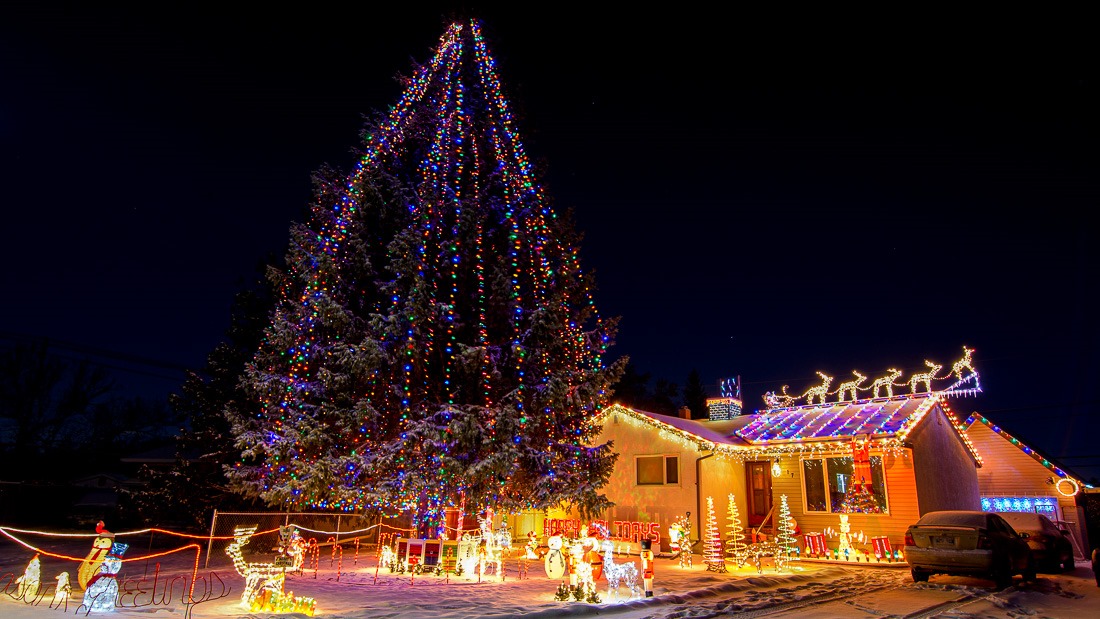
(600, 391), (982, 463)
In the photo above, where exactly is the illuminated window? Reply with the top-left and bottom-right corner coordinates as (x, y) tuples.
(636, 455), (679, 486)
(981, 496), (1059, 518)
(801, 456), (888, 513)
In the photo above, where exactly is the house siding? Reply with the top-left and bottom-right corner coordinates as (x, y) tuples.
(594, 409), (711, 552)
(909, 406), (981, 514)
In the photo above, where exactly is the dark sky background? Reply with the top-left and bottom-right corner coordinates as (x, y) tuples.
(2, 6), (1097, 481)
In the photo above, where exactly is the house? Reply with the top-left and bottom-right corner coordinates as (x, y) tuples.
(964, 413), (1090, 558)
(591, 391), (982, 557)
(578, 358), (1092, 560)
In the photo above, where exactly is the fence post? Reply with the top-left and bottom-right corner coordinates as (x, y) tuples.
(205, 509), (219, 570)
(336, 514), (342, 545)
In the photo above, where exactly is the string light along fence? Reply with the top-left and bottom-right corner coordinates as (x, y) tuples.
(205, 511), (411, 570)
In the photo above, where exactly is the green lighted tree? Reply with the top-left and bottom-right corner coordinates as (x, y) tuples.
(776, 494), (797, 558)
(223, 19), (624, 527)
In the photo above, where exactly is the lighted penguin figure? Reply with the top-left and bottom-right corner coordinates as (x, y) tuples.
(82, 542), (128, 613)
(78, 521), (115, 589)
(14, 553), (42, 600)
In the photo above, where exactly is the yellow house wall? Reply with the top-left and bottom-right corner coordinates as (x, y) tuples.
(593, 410), (745, 553)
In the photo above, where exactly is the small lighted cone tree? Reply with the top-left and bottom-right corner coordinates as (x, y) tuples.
(775, 495), (797, 566)
(703, 496), (727, 572)
(725, 493), (748, 566)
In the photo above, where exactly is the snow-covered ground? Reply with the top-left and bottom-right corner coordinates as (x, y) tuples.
(2, 533), (1098, 618)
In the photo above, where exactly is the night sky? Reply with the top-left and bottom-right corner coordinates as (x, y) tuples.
(2, 6), (1097, 480)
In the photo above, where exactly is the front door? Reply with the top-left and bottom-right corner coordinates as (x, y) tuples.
(746, 461), (773, 530)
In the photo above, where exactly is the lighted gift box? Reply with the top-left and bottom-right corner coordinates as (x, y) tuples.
(803, 532), (826, 556)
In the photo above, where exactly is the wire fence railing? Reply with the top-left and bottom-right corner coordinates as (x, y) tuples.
(204, 511), (415, 570)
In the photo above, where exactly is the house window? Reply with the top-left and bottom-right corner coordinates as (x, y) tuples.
(636, 455), (679, 486)
(801, 455), (888, 513)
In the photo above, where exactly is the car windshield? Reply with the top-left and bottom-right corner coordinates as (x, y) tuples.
(915, 511), (988, 528)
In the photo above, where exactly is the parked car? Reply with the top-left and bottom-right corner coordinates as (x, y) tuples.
(904, 510), (1035, 589)
(997, 512), (1075, 573)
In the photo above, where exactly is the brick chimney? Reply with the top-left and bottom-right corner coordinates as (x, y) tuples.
(678, 406), (692, 420)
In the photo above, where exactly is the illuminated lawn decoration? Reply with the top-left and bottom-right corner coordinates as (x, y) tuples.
(51, 571), (71, 610)
(703, 496), (727, 573)
(14, 553), (41, 600)
(78, 521), (114, 589)
(600, 538), (638, 600)
(668, 514), (692, 568)
(775, 495), (797, 562)
(824, 515), (865, 560)
(724, 494), (748, 566)
(81, 542), (127, 613)
(225, 526), (289, 609)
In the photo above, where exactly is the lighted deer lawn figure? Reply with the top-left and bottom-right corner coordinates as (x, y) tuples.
(225, 526), (286, 607)
(600, 540), (638, 601)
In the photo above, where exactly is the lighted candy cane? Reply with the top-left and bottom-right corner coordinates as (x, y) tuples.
(333, 544), (343, 582)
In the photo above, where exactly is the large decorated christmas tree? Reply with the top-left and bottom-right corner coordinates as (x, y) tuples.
(224, 19), (624, 527)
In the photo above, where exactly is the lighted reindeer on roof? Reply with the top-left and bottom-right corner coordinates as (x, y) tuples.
(834, 371), (867, 402)
(952, 346), (976, 379)
(908, 360), (942, 394)
(868, 368), (903, 397)
(801, 372), (833, 405)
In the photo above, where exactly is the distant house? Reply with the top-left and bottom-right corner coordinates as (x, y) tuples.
(578, 364), (1091, 559)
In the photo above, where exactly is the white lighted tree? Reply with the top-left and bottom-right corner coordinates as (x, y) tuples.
(703, 496), (726, 572)
(724, 493), (748, 565)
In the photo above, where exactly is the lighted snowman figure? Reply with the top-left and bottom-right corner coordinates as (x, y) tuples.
(544, 531), (567, 580)
(82, 542), (128, 613)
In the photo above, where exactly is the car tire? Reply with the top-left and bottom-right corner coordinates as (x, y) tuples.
(1022, 560), (1036, 584)
(911, 568), (929, 582)
(992, 559), (1013, 590)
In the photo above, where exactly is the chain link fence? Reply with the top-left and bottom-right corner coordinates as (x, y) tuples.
(204, 511), (415, 570)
